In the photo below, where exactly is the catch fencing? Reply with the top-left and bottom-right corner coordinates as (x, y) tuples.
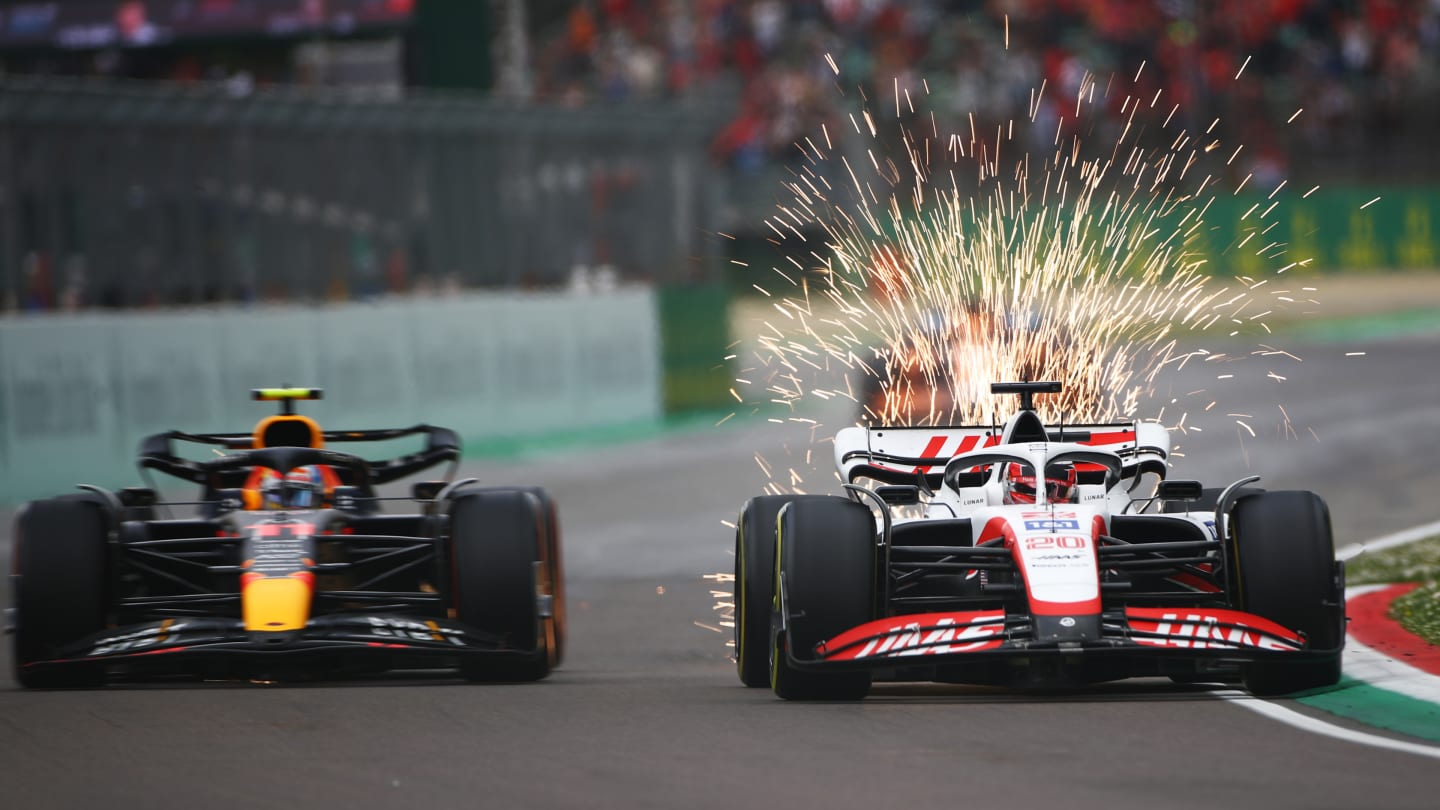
(0, 77), (725, 312)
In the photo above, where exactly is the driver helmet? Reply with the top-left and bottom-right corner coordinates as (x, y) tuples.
(1003, 461), (1077, 504)
(258, 465), (329, 509)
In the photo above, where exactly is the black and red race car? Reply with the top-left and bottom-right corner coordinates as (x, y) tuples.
(10, 388), (564, 687)
(735, 381), (1345, 700)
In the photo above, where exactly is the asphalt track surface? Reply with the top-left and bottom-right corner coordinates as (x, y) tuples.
(4, 328), (1440, 809)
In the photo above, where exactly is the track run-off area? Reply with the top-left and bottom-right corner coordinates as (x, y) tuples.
(3, 311), (1440, 808)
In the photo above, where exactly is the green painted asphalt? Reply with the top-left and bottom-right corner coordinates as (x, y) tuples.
(1298, 677), (1440, 744)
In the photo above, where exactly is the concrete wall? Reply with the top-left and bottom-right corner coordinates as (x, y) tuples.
(0, 288), (661, 504)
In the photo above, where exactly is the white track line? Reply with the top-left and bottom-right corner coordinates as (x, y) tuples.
(1223, 528), (1440, 758)
(1338, 519), (1440, 560)
(1219, 692), (1440, 760)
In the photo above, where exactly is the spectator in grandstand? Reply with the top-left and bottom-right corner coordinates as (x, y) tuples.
(532, 0), (1440, 188)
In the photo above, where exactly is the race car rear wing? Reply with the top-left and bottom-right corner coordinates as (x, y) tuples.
(138, 425), (462, 486)
(834, 421), (1170, 489)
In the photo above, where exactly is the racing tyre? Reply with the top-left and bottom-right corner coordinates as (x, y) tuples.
(1229, 491), (1344, 696)
(735, 495), (825, 687)
(771, 496), (876, 701)
(13, 496), (111, 688)
(492, 486), (567, 670)
(450, 490), (550, 682)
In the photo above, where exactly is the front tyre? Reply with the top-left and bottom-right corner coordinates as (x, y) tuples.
(735, 495), (805, 687)
(13, 496), (111, 688)
(527, 487), (567, 671)
(449, 490), (551, 682)
(490, 486), (566, 671)
(1229, 491), (1344, 696)
(771, 496), (875, 701)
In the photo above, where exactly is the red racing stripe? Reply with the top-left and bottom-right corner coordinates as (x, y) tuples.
(913, 435), (949, 474)
(1347, 584), (1440, 677)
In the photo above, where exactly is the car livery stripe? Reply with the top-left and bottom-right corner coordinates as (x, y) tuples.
(1081, 430), (1137, 446)
(976, 516), (1012, 545)
(817, 610), (1007, 660)
(1166, 570), (1223, 593)
(1125, 607), (1304, 650)
(912, 435), (949, 474)
(1009, 510), (1101, 616)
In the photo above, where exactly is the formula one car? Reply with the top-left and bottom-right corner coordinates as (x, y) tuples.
(11, 388), (564, 688)
(735, 381), (1344, 699)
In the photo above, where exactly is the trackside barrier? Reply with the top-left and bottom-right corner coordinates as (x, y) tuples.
(0, 288), (661, 505)
(721, 187), (1440, 290)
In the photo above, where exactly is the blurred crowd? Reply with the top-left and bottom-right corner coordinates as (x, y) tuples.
(530, 0), (1440, 182)
(8, 0), (1440, 315)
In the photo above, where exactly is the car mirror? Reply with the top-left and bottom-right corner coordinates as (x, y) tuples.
(947, 471), (987, 489)
(119, 487), (158, 507)
(412, 481), (446, 501)
(1157, 480), (1204, 500)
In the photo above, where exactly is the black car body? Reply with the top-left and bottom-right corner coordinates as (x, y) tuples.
(10, 388), (564, 687)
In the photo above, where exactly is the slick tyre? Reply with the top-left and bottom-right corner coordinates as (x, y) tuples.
(771, 496), (875, 701)
(13, 496), (110, 688)
(489, 486), (567, 670)
(450, 490), (550, 682)
(735, 495), (791, 687)
(735, 495), (831, 687)
(526, 487), (567, 670)
(1229, 491), (1344, 696)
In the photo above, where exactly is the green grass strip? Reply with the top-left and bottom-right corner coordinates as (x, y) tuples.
(1298, 677), (1440, 743)
(1391, 583), (1440, 651)
(1347, 536), (1440, 585)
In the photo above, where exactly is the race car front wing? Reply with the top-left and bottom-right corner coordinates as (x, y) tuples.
(18, 614), (538, 680)
(802, 606), (1335, 668)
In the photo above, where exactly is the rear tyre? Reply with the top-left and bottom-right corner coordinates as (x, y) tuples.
(450, 490), (550, 682)
(771, 497), (875, 701)
(1229, 491), (1344, 696)
(13, 497), (111, 688)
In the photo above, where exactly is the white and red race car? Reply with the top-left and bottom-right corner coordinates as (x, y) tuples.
(734, 381), (1345, 699)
